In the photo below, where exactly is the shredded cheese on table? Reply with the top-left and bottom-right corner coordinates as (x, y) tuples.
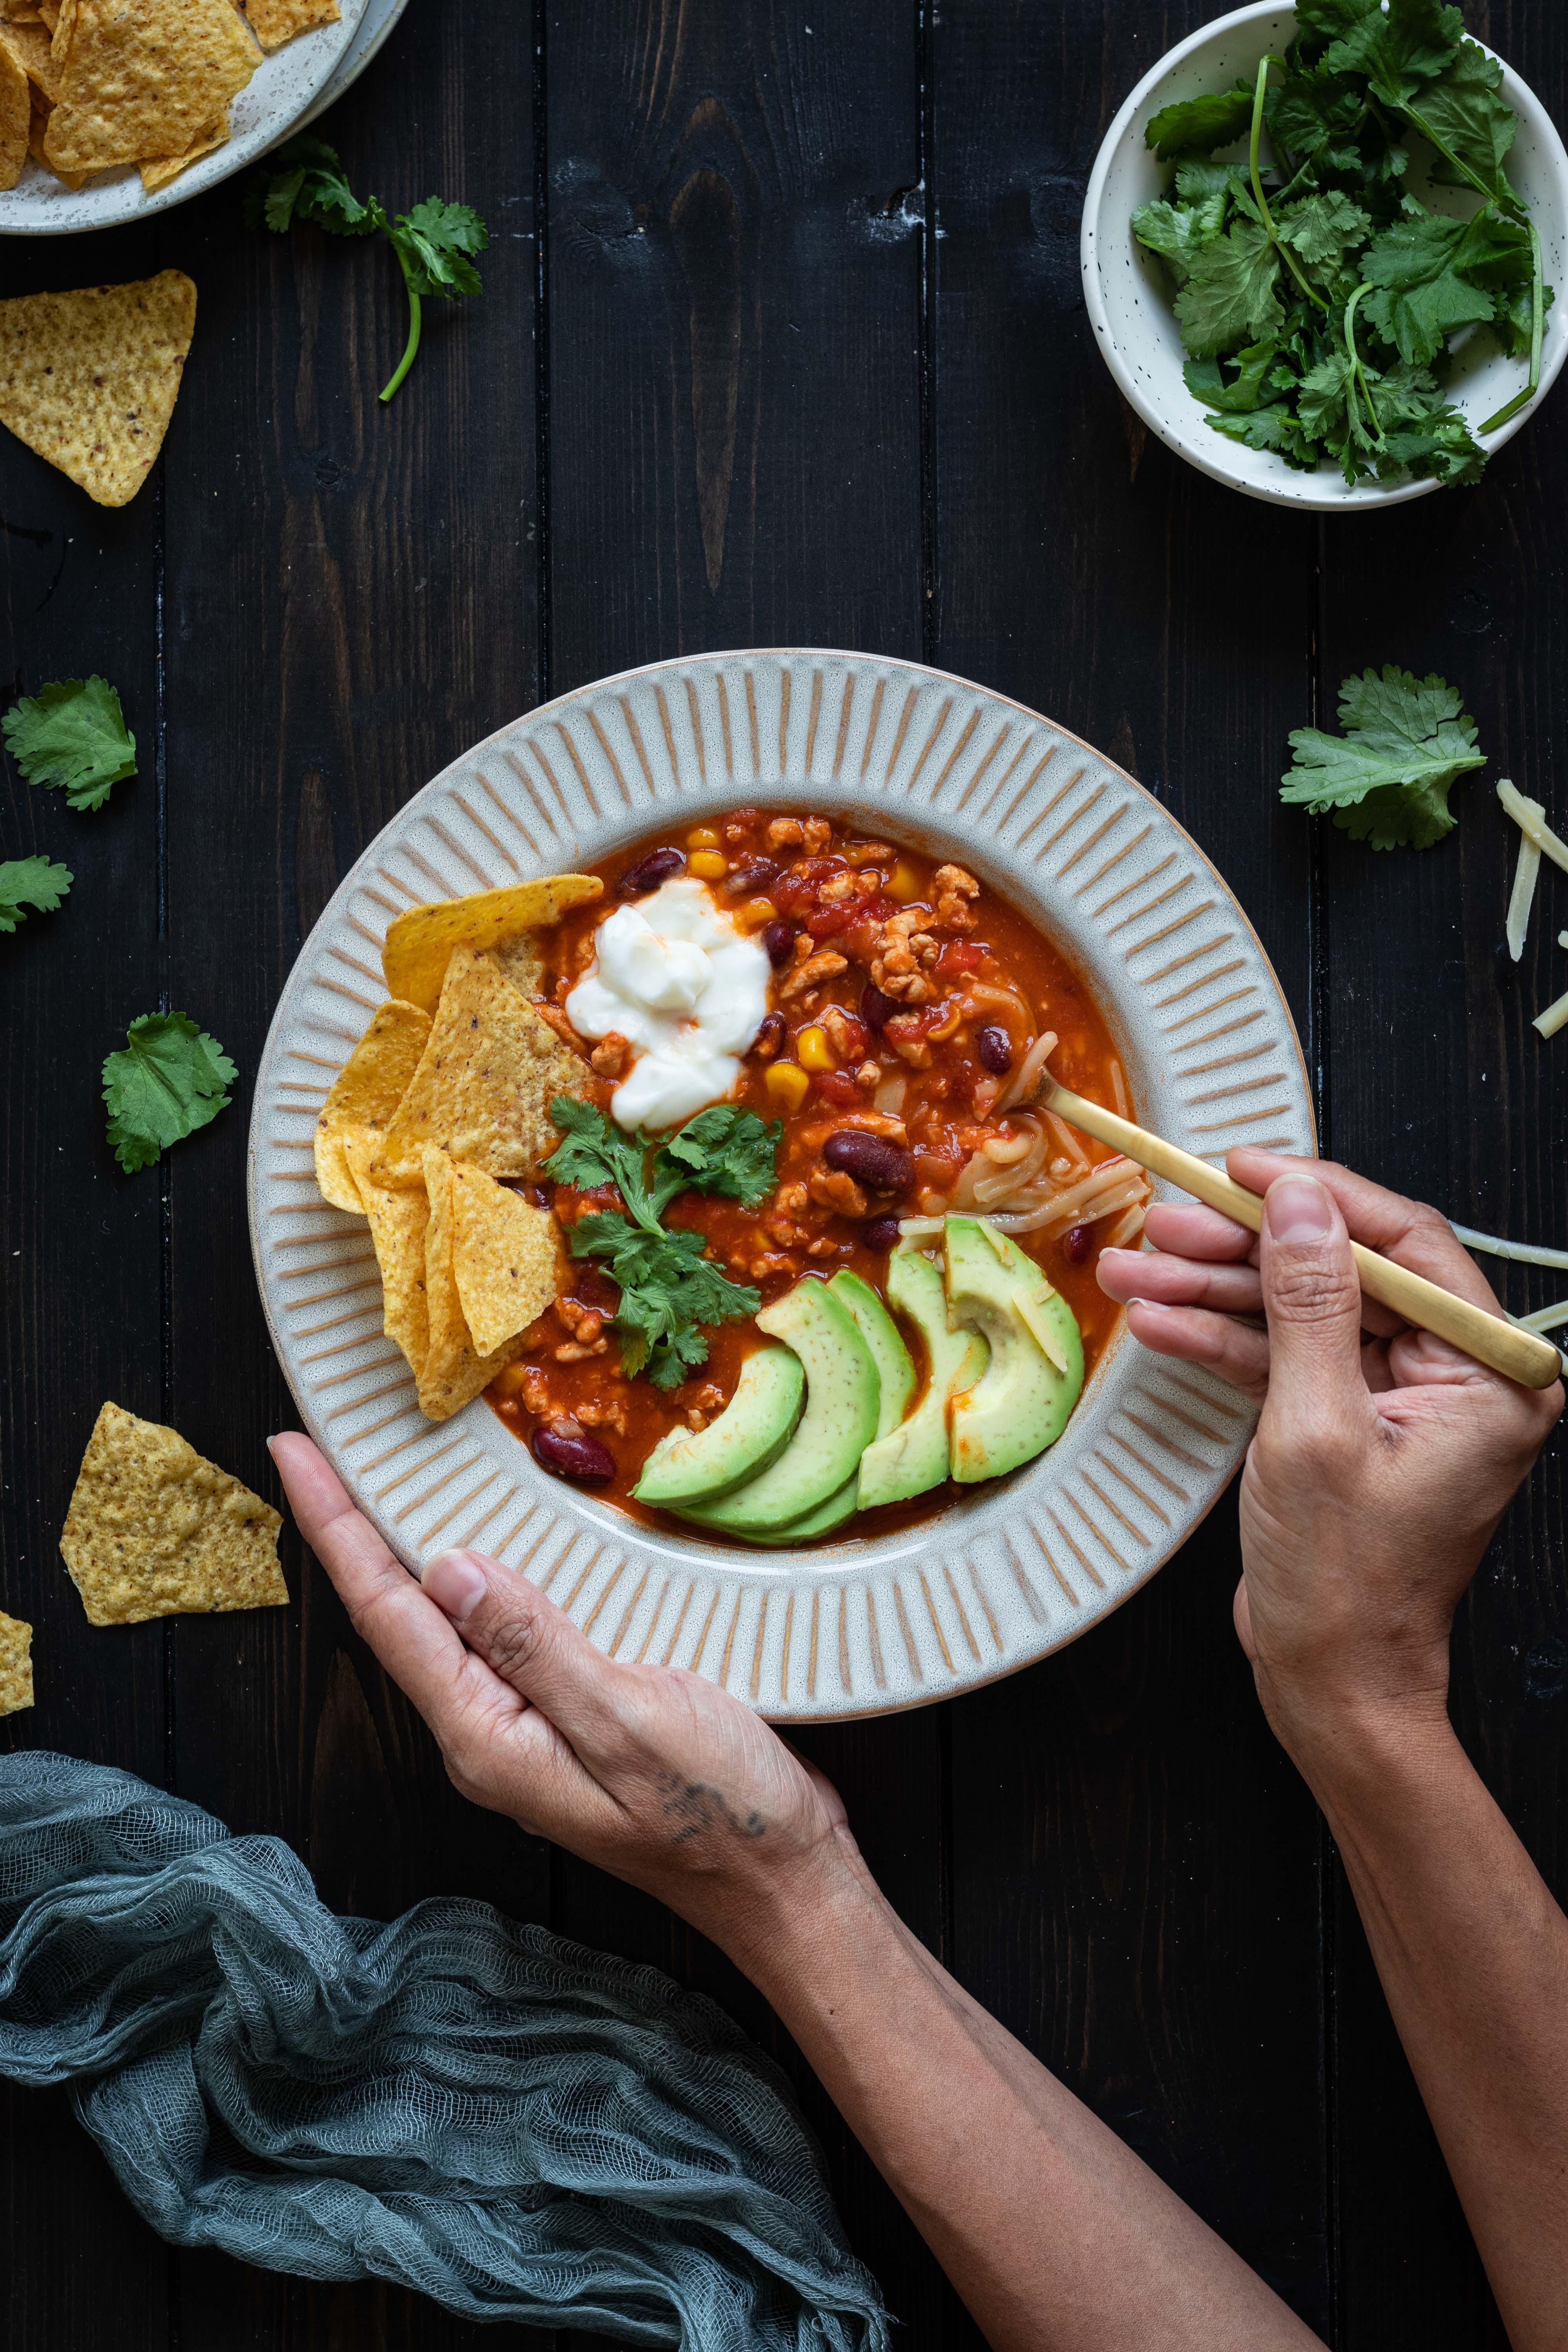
(1498, 779), (1568, 877)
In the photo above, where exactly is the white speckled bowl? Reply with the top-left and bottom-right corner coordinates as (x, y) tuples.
(2, 0), (370, 235)
(1081, 1), (1568, 510)
(250, 652), (1314, 1721)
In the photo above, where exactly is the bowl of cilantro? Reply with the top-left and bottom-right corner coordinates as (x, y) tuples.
(1080, 0), (1568, 507)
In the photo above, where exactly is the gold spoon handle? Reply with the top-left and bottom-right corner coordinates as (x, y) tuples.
(1040, 1079), (1562, 1392)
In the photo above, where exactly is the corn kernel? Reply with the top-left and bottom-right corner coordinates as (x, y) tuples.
(491, 1362), (530, 1400)
(797, 1025), (834, 1071)
(733, 896), (778, 933)
(765, 1060), (811, 1111)
(889, 859), (922, 903)
(688, 849), (728, 880)
(686, 825), (721, 850)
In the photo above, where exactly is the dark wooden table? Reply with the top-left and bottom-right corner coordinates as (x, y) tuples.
(4, 3), (1565, 2344)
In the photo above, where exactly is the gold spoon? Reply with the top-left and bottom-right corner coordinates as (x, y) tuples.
(1038, 1076), (1562, 1392)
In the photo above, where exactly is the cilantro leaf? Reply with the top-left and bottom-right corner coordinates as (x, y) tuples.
(568, 1212), (759, 1390)
(0, 855), (71, 934)
(389, 198), (488, 298)
(1323, 0), (1464, 107)
(1275, 188), (1372, 270)
(1414, 39), (1516, 194)
(652, 1105), (782, 1210)
(244, 137), (382, 236)
(542, 1095), (658, 1223)
(3, 677), (137, 812)
(1144, 83), (1258, 162)
(1185, 337), (1281, 412)
(102, 1013), (237, 1174)
(1361, 212), (1496, 363)
(1175, 216), (1285, 354)
(1280, 666), (1486, 849)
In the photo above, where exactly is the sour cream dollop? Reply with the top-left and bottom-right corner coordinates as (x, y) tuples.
(565, 876), (771, 1131)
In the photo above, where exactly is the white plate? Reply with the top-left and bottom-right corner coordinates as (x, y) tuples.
(1081, 2), (1568, 510)
(291, 0), (408, 135)
(249, 652), (1314, 1722)
(4, 0), (370, 235)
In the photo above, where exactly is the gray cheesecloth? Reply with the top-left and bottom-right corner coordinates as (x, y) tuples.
(0, 1751), (889, 2349)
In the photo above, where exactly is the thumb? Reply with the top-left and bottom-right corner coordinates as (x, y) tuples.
(1258, 1173), (1367, 1426)
(422, 1549), (623, 1744)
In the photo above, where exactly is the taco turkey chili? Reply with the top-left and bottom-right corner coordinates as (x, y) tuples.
(485, 808), (1148, 1544)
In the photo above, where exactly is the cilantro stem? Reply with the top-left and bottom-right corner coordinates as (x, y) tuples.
(1399, 98), (1523, 220)
(1343, 283), (1385, 446)
(379, 247), (422, 403)
(1249, 56), (1329, 316)
(1479, 211), (1544, 433)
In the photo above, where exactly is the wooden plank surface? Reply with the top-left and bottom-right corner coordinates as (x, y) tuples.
(3, 0), (1566, 2347)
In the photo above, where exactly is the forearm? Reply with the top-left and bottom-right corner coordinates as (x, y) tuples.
(1300, 1708), (1568, 2352)
(722, 1844), (1319, 2352)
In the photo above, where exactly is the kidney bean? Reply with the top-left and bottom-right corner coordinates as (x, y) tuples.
(858, 980), (899, 1030)
(761, 917), (797, 968)
(823, 1130), (916, 1194)
(532, 1423), (616, 1481)
(617, 846), (685, 897)
(750, 1010), (786, 1060)
(862, 1215), (903, 1252)
(976, 1024), (1014, 1074)
(1060, 1223), (1092, 1266)
(724, 855), (779, 896)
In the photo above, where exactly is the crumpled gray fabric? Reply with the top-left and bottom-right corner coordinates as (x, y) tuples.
(0, 1751), (888, 2350)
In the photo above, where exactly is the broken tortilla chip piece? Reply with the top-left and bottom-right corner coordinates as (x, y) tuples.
(27, 88), (83, 184)
(59, 1402), (286, 1628)
(0, 271), (196, 508)
(0, 31), (26, 185)
(450, 1160), (563, 1357)
(0, 16), (57, 100)
(140, 108), (227, 191)
(242, 0), (338, 48)
(376, 947), (593, 1188)
(44, 0), (258, 177)
(382, 877), (603, 1014)
(314, 997), (432, 1212)
(345, 1134), (430, 1375)
(418, 1148), (527, 1421)
(489, 935), (544, 998)
(0, 1611), (33, 1717)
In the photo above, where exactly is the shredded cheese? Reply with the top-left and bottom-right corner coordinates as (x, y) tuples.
(1505, 797), (1542, 962)
(1516, 1300), (1568, 1336)
(1014, 1287), (1071, 1374)
(1534, 987), (1568, 1040)
(1452, 1221), (1568, 1272)
(1498, 779), (1568, 877)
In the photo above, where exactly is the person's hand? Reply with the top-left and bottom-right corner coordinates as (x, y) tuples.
(268, 1432), (860, 1962)
(1096, 1152), (1562, 1777)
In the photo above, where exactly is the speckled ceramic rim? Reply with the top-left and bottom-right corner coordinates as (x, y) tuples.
(290, 0), (410, 136)
(249, 651), (1315, 1722)
(2, 0), (370, 235)
(1080, 1), (1568, 512)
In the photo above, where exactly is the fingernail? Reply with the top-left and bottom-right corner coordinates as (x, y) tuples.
(1265, 1174), (1333, 1244)
(423, 1550), (488, 1621)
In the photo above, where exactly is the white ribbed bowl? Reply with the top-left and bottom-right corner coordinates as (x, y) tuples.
(249, 652), (1313, 1720)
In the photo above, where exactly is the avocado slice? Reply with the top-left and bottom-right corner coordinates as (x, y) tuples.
(857, 1247), (988, 1509)
(677, 1279), (880, 1535)
(735, 1474), (860, 1547)
(944, 1216), (1083, 1483)
(828, 1269), (916, 1437)
(633, 1344), (805, 1507)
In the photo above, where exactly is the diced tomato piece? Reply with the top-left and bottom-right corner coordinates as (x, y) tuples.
(835, 1014), (871, 1062)
(940, 940), (985, 975)
(914, 1152), (960, 1191)
(812, 1070), (861, 1108)
(806, 901), (857, 940)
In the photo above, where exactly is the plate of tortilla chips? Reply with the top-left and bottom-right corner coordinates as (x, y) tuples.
(0, 0), (369, 230)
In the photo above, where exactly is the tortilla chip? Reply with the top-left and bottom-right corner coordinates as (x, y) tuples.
(37, 0), (58, 27)
(59, 1402), (286, 1628)
(242, 0), (338, 47)
(345, 1132), (430, 1375)
(382, 877), (602, 1014)
(314, 998), (432, 1212)
(0, 1611), (33, 1717)
(0, 32), (26, 185)
(376, 947), (593, 1188)
(2, 6), (45, 24)
(140, 105), (225, 190)
(450, 1161), (563, 1357)
(0, 16), (57, 98)
(418, 1149), (527, 1421)
(489, 936), (544, 998)
(49, 0), (69, 56)
(0, 271), (196, 508)
(25, 86), (82, 183)
(44, 0), (257, 176)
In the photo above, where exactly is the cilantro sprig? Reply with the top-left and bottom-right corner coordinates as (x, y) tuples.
(1280, 666), (1487, 849)
(102, 1014), (238, 1175)
(544, 1100), (781, 1389)
(245, 138), (488, 403)
(3, 677), (136, 811)
(0, 856), (72, 934)
(1132, 0), (1550, 487)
